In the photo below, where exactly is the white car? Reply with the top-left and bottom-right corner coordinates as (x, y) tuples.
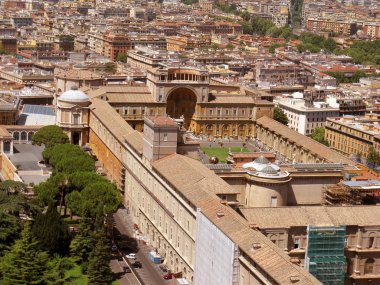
(126, 253), (137, 260)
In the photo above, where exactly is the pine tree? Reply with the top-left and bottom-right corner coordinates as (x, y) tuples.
(87, 231), (113, 285)
(31, 202), (70, 256)
(44, 257), (77, 285)
(1, 223), (49, 285)
(70, 218), (95, 270)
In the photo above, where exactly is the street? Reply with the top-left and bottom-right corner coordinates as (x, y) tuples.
(112, 210), (171, 285)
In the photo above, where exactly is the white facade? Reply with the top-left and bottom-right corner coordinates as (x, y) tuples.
(277, 97), (339, 135)
(194, 209), (239, 285)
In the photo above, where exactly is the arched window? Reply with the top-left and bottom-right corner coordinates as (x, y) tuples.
(364, 258), (375, 274)
(21, 131), (27, 141)
(13, 132), (19, 141)
(28, 132), (34, 142)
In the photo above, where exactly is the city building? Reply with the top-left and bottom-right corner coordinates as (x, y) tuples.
(240, 206), (380, 285)
(325, 115), (380, 158)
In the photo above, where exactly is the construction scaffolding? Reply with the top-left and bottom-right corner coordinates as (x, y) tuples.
(305, 226), (346, 285)
(323, 180), (380, 205)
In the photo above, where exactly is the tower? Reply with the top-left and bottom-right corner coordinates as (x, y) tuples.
(56, 86), (91, 145)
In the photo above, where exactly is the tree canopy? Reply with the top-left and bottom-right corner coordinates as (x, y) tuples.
(31, 203), (70, 256)
(87, 231), (113, 285)
(273, 107), (289, 125)
(310, 127), (329, 146)
(0, 223), (49, 285)
(32, 125), (69, 148)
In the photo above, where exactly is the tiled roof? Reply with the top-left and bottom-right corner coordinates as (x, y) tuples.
(256, 116), (354, 165)
(90, 99), (143, 155)
(153, 154), (322, 285)
(240, 206), (380, 228)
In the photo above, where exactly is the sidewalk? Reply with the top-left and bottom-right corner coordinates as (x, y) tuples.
(114, 209), (170, 285)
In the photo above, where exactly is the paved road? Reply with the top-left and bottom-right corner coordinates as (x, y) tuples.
(110, 257), (141, 285)
(113, 210), (170, 285)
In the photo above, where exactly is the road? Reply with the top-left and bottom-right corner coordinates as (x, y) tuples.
(113, 210), (170, 285)
(110, 257), (141, 285)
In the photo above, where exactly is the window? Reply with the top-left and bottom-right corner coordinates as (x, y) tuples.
(271, 196), (277, 207)
(163, 133), (168, 141)
(294, 238), (300, 249)
(133, 109), (136, 115)
(369, 233), (376, 248)
(364, 258), (375, 274)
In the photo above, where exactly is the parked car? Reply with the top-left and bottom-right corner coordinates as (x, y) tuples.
(124, 266), (131, 273)
(126, 253), (136, 260)
(111, 244), (118, 252)
(159, 265), (168, 273)
(162, 273), (173, 280)
(132, 261), (142, 268)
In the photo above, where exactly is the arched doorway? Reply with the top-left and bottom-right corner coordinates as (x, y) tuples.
(166, 88), (197, 129)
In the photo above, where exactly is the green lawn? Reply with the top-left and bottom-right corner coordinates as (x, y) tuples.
(65, 264), (87, 285)
(65, 264), (120, 285)
(201, 147), (250, 163)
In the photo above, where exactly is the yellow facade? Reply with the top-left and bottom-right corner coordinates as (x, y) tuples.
(325, 118), (374, 157)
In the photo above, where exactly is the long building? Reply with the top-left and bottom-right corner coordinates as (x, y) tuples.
(56, 88), (323, 285)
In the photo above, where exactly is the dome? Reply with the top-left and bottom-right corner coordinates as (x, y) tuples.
(260, 165), (278, 175)
(254, 156), (270, 164)
(58, 86), (90, 103)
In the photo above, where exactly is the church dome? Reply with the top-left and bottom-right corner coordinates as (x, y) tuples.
(58, 86), (90, 103)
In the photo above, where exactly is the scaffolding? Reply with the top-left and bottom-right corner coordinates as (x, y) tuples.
(305, 226), (346, 285)
(323, 182), (380, 205)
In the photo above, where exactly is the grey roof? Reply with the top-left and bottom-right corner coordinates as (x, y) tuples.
(254, 156), (270, 164)
(261, 165), (278, 174)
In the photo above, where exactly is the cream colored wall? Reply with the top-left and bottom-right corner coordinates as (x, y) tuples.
(288, 177), (339, 205)
(246, 182), (288, 207)
(124, 152), (195, 281)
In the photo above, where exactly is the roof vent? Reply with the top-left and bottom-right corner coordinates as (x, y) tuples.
(252, 242), (261, 250)
(216, 211), (225, 218)
(290, 275), (300, 283)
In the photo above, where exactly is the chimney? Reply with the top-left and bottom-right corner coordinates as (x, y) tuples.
(143, 116), (179, 162)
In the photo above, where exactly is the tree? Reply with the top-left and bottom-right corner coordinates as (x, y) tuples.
(0, 190), (38, 217)
(44, 257), (77, 285)
(0, 213), (21, 256)
(310, 127), (329, 146)
(32, 125), (69, 148)
(55, 154), (95, 174)
(68, 172), (108, 192)
(31, 203), (70, 256)
(0, 180), (27, 194)
(70, 218), (95, 270)
(0, 223), (49, 285)
(104, 62), (116, 73)
(33, 181), (59, 206)
(116, 52), (127, 63)
(367, 147), (380, 168)
(226, 43), (234, 50)
(65, 191), (83, 218)
(87, 231), (113, 285)
(80, 182), (121, 219)
(273, 107), (289, 125)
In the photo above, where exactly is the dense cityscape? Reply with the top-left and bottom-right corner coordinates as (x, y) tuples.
(0, 0), (379, 284)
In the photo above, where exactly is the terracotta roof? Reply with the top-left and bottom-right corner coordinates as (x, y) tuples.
(90, 99), (143, 155)
(256, 116), (354, 165)
(207, 95), (255, 104)
(55, 69), (102, 80)
(240, 206), (380, 228)
(87, 86), (154, 103)
(153, 154), (321, 285)
(149, 116), (177, 127)
(0, 125), (11, 138)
